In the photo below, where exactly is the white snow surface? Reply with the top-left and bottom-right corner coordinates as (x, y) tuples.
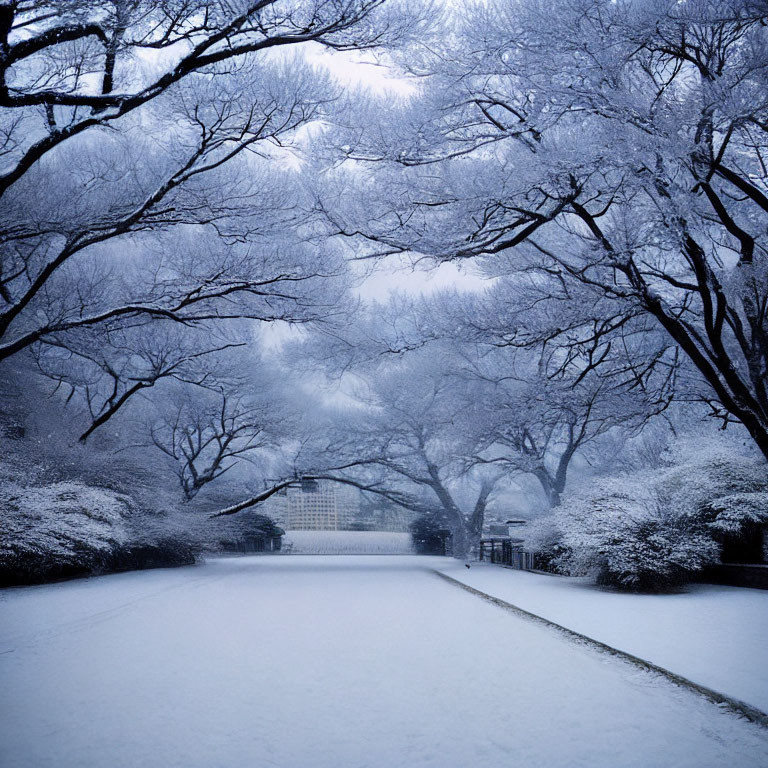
(282, 529), (414, 554)
(438, 561), (768, 712)
(1, 556), (767, 768)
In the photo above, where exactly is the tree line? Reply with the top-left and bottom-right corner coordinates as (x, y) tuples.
(1, 1), (766, 559)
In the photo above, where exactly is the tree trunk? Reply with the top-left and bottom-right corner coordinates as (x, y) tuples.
(534, 468), (562, 507)
(451, 523), (470, 559)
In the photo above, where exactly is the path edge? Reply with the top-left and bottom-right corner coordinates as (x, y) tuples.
(432, 569), (768, 729)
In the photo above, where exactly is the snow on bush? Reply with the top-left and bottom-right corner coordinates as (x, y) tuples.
(283, 530), (415, 555)
(0, 480), (133, 584)
(1, 480), (132, 552)
(658, 454), (768, 534)
(0, 439), (199, 586)
(557, 475), (718, 591)
(542, 448), (768, 591)
(706, 493), (768, 534)
(520, 515), (570, 573)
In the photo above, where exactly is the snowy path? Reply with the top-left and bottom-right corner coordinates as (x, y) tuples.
(437, 561), (768, 712)
(1, 556), (767, 768)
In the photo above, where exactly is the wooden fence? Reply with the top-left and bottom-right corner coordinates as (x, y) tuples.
(479, 539), (534, 570)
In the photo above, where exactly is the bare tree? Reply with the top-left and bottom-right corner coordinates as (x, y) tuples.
(149, 388), (275, 500)
(441, 284), (674, 506)
(216, 344), (510, 558)
(322, 0), (768, 459)
(0, 1), (416, 196)
(35, 322), (244, 442)
(299, 287), (664, 508)
(0, 1), (426, 364)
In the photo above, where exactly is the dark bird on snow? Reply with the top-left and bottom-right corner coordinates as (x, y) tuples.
(465, 563), (471, 569)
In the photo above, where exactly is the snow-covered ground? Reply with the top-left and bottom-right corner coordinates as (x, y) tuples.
(282, 529), (414, 554)
(438, 561), (768, 712)
(2, 556), (767, 767)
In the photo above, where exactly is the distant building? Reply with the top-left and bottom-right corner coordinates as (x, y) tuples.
(266, 479), (359, 531)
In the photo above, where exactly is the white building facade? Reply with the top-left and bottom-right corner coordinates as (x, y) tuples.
(266, 480), (359, 531)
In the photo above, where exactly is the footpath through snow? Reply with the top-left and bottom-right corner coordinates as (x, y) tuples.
(1, 555), (768, 768)
(438, 560), (768, 713)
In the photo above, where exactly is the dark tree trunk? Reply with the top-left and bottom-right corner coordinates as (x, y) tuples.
(534, 468), (562, 507)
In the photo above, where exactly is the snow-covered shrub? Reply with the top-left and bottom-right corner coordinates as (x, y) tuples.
(557, 475), (718, 591)
(0, 480), (199, 586)
(411, 512), (452, 555)
(556, 450), (768, 591)
(706, 493), (768, 534)
(521, 515), (568, 572)
(106, 537), (197, 574)
(0, 480), (133, 584)
(658, 455), (768, 534)
(195, 509), (284, 553)
(0, 439), (199, 586)
(0, 370), (200, 585)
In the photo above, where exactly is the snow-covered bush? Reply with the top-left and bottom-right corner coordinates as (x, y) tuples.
(0, 437), (198, 586)
(411, 512), (452, 555)
(557, 476), (718, 591)
(195, 509), (284, 553)
(521, 515), (569, 573)
(658, 454), (768, 534)
(555, 450), (768, 592)
(0, 480), (199, 586)
(0, 480), (132, 584)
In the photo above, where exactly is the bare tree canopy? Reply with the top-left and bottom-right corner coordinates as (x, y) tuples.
(323, 0), (768, 458)
(0, 0), (425, 363)
(2, 0), (766, 575)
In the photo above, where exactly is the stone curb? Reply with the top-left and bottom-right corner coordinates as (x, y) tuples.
(432, 569), (768, 729)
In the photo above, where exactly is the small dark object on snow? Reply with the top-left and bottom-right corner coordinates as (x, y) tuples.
(465, 563), (471, 569)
